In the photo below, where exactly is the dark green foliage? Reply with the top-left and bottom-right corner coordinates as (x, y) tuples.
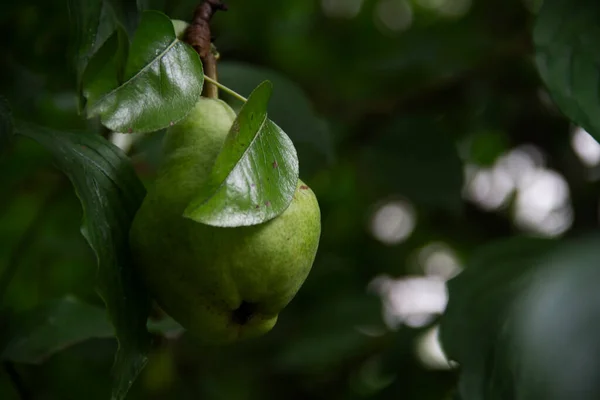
(3, 0), (600, 399)
(14, 122), (150, 399)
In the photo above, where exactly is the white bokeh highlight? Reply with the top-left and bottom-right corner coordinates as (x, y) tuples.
(464, 145), (573, 237)
(418, 242), (462, 280)
(369, 199), (417, 245)
(322, 0), (364, 18)
(416, 0), (472, 17)
(463, 163), (515, 211)
(370, 275), (448, 329)
(571, 126), (600, 168)
(415, 325), (453, 370)
(513, 169), (573, 236)
(374, 0), (413, 33)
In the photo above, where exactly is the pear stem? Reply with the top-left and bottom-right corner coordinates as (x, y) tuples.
(204, 76), (248, 102)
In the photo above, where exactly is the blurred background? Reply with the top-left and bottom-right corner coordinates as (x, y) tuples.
(2, 0), (598, 399)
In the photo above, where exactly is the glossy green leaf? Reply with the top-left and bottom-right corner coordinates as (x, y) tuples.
(86, 10), (204, 134)
(218, 62), (334, 176)
(534, 0), (600, 140)
(0, 97), (13, 154)
(439, 237), (556, 400)
(184, 81), (300, 227)
(15, 122), (151, 400)
(1, 296), (114, 364)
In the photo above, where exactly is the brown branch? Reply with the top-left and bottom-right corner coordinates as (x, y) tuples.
(184, 0), (227, 98)
(202, 52), (219, 98)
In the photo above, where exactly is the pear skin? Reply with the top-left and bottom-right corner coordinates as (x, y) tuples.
(130, 98), (321, 344)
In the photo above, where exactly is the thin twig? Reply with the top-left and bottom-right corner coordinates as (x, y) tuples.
(204, 76), (247, 102)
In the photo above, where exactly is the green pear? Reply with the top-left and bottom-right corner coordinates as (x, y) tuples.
(129, 97), (321, 344)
